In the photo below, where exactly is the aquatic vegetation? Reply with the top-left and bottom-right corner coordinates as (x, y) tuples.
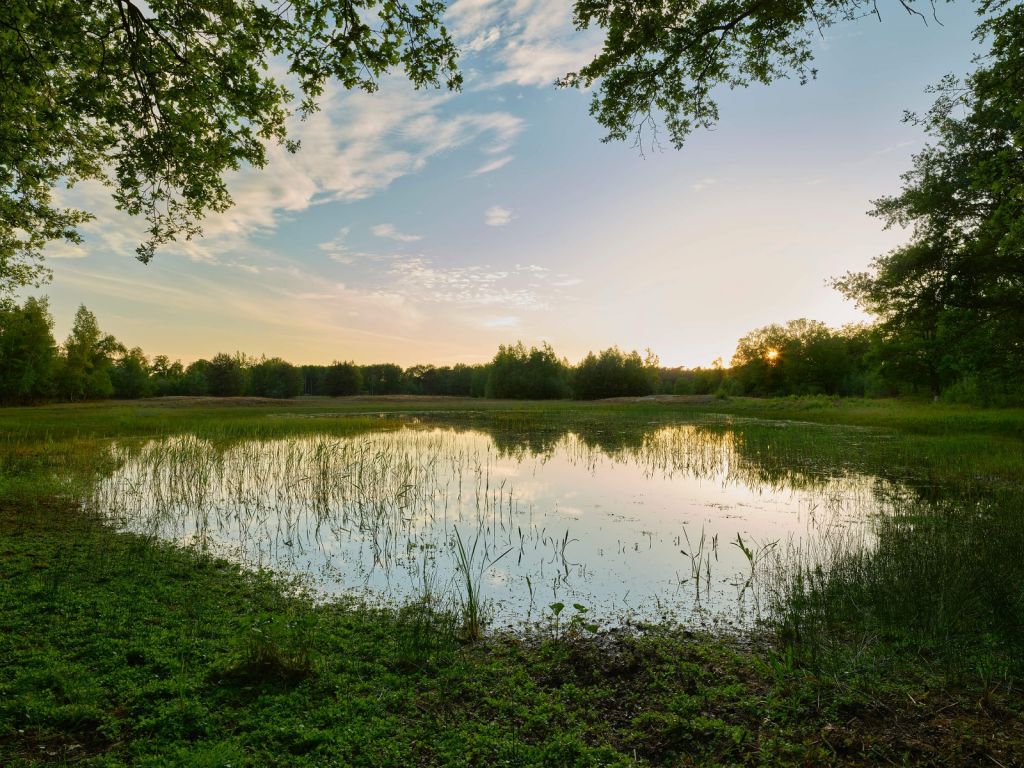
(3, 399), (1024, 765)
(83, 421), (897, 629)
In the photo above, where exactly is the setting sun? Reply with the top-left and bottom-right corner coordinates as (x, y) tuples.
(766, 349), (781, 362)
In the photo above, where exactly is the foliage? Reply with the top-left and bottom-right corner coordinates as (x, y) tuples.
(673, 361), (727, 396)
(0, 296), (57, 404)
(206, 353), (246, 397)
(150, 355), (186, 396)
(182, 358), (212, 396)
(835, 5), (1024, 402)
(55, 305), (122, 401)
(2, 299), (1018, 405)
(405, 363), (483, 397)
(361, 363), (404, 395)
(559, 0), (966, 150)
(249, 357), (302, 399)
(573, 347), (657, 399)
(0, 0), (460, 296)
(730, 319), (870, 397)
(324, 360), (362, 397)
(110, 347), (152, 399)
(486, 342), (571, 400)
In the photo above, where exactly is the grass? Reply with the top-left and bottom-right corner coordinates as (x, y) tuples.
(3, 499), (1022, 767)
(2, 395), (1024, 765)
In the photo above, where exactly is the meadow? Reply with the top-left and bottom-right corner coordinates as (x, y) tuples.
(2, 396), (1023, 766)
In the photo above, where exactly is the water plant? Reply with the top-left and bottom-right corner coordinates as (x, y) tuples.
(452, 525), (511, 641)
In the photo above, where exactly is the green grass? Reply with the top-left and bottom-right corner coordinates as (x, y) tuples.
(2, 396), (1024, 765)
(3, 499), (1022, 767)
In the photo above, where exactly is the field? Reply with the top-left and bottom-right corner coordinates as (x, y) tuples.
(2, 396), (1023, 766)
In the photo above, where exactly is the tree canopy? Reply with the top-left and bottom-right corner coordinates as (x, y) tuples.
(730, 319), (870, 396)
(835, 4), (1024, 400)
(560, 1), (1011, 149)
(0, 296), (56, 403)
(0, 0), (460, 296)
(486, 342), (571, 400)
(573, 347), (658, 400)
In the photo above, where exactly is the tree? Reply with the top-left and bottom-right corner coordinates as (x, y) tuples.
(486, 342), (570, 400)
(324, 361), (362, 396)
(573, 347), (657, 399)
(0, 296), (57, 403)
(182, 359), (211, 395)
(206, 353), (245, 397)
(250, 357), (302, 398)
(111, 346), (152, 399)
(470, 365), (489, 398)
(0, 0), (460, 296)
(559, 1), (1003, 150)
(405, 363), (476, 396)
(56, 305), (122, 400)
(361, 363), (404, 395)
(835, 5), (1024, 401)
(730, 319), (868, 396)
(150, 355), (185, 396)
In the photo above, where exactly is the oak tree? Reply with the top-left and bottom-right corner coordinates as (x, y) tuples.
(1, 0), (460, 294)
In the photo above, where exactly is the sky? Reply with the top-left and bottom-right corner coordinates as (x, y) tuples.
(36, 1), (986, 368)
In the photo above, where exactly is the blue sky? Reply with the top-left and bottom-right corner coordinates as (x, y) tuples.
(39, 0), (985, 367)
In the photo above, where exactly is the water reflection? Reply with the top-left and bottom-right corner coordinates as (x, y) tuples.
(87, 420), (910, 627)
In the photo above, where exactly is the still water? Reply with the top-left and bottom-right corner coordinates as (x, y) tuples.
(87, 419), (906, 627)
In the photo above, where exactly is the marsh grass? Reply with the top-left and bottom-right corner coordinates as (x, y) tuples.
(392, 557), (460, 670)
(767, 486), (1024, 679)
(82, 421), (891, 631)
(4, 398), (1024, 765)
(3, 397), (1023, 674)
(453, 525), (512, 640)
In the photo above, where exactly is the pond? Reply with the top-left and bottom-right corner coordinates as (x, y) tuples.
(86, 415), (914, 628)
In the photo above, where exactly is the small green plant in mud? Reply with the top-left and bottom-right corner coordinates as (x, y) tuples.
(240, 611), (314, 681)
(229, 575), (319, 684)
(548, 601), (599, 641)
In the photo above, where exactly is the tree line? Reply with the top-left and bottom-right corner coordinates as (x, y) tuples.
(5, 300), (1021, 406)
(4, 4), (1020, 410)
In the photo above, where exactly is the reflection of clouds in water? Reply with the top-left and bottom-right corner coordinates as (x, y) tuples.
(86, 422), (904, 627)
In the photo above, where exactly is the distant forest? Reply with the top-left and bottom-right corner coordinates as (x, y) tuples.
(2, 301), (1021, 406)
(3, 6), (1020, 409)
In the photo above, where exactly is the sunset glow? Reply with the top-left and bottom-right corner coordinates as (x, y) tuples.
(26, 2), (982, 368)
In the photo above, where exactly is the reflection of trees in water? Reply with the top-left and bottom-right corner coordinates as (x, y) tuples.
(448, 414), (901, 498)
(429, 416), (1024, 650)
(86, 415), (956, 627)
(83, 413), (1023, 648)
(89, 416), (909, 569)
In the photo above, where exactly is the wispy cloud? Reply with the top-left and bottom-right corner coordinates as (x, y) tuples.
(471, 155), (514, 175)
(485, 205), (514, 227)
(317, 227), (399, 265)
(319, 228), (354, 263)
(56, 79), (525, 265)
(446, 0), (600, 88)
(372, 223), (422, 242)
(384, 257), (573, 310)
(45, 241), (88, 259)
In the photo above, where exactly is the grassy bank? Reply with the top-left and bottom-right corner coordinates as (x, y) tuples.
(2, 397), (1024, 765)
(3, 499), (1022, 767)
